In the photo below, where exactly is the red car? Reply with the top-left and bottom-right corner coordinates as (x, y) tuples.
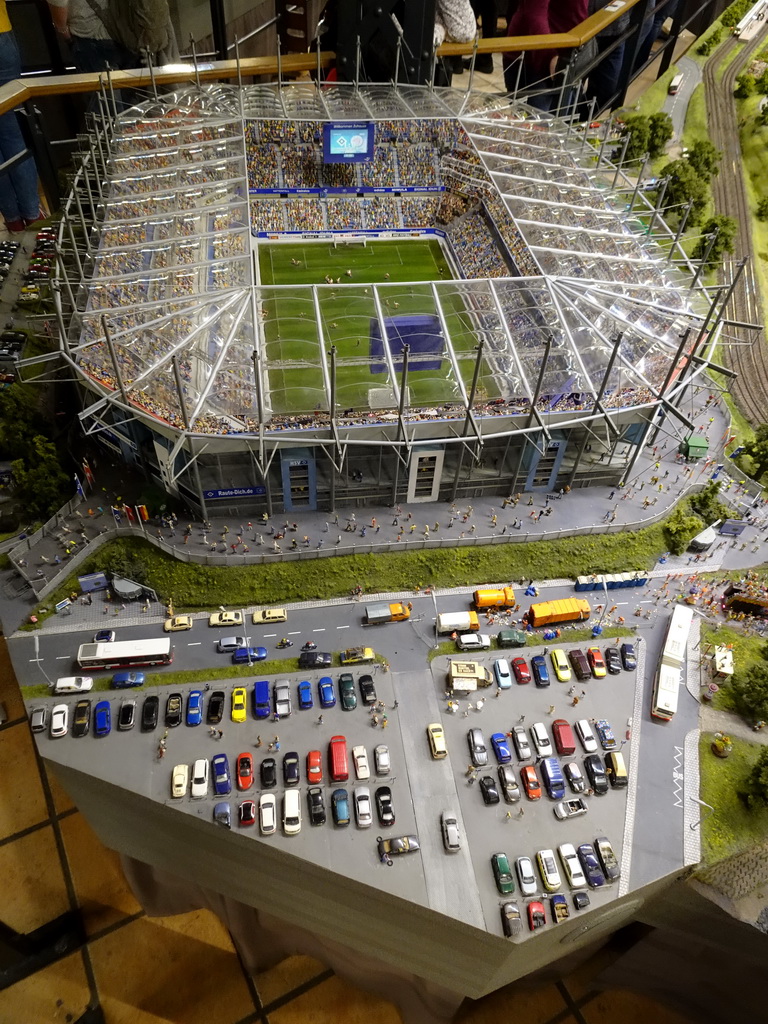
(527, 900), (546, 931)
(520, 765), (541, 800)
(512, 657), (531, 684)
(306, 749), (323, 784)
(238, 800), (256, 827)
(236, 752), (254, 791)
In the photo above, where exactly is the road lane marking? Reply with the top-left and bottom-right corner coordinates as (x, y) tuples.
(336, 624), (350, 629)
(312, 628), (325, 632)
(187, 642), (201, 646)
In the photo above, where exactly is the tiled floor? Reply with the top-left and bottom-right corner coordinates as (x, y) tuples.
(1, 631), (697, 1023)
(0, 37), (704, 1024)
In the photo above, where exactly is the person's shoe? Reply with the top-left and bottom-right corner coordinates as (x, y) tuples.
(23, 209), (48, 229)
(446, 55), (464, 75)
(465, 54), (495, 75)
(4, 218), (25, 233)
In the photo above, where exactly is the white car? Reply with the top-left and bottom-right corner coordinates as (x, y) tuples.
(259, 793), (276, 835)
(354, 786), (372, 828)
(374, 744), (390, 775)
(558, 843), (587, 889)
(553, 797), (588, 821)
(282, 790), (301, 835)
(190, 758), (209, 798)
(171, 764), (189, 798)
(441, 810), (461, 853)
(352, 745), (370, 780)
(530, 721), (553, 758)
(209, 610), (244, 627)
(455, 633), (491, 651)
(536, 849), (562, 892)
(52, 676), (93, 694)
(575, 719), (598, 754)
(50, 704), (68, 738)
(515, 855), (538, 897)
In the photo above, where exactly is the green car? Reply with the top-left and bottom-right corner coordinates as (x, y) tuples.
(338, 673), (357, 711)
(491, 852), (515, 895)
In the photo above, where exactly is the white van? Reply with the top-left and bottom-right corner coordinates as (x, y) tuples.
(53, 676), (93, 694)
(282, 789), (301, 835)
(190, 758), (209, 799)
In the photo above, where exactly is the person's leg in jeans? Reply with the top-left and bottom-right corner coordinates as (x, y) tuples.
(584, 36), (626, 115)
(0, 31), (41, 229)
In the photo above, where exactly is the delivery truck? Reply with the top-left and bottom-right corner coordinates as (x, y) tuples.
(436, 611), (480, 634)
(447, 660), (493, 692)
(528, 598), (591, 627)
(364, 602), (411, 624)
(473, 587), (516, 609)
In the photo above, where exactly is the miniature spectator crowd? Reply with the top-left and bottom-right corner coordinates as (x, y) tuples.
(66, 94), (692, 438)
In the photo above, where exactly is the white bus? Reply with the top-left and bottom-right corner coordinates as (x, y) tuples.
(668, 73), (683, 96)
(76, 638), (173, 671)
(651, 605), (694, 721)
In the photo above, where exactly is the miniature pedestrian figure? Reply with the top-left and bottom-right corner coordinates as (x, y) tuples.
(382, 717), (388, 729)
(392, 699), (400, 709)
(210, 726), (217, 737)
(494, 688), (501, 698)
(516, 806), (524, 818)
(255, 735), (262, 747)
(517, 714), (525, 724)
(218, 729), (224, 740)
(571, 696), (580, 706)
(373, 714), (379, 726)
(505, 811), (512, 820)
(581, 690), (586, 698)
(547, 704), (556, 715)
(318, 714), (324, 725)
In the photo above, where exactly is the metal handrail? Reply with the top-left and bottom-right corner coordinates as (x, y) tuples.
(0, 0), (646, 115)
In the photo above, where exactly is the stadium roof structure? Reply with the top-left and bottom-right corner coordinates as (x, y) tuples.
(50, 82), (721, 463)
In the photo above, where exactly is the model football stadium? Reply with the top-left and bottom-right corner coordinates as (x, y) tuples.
(52, 82), (716, 513)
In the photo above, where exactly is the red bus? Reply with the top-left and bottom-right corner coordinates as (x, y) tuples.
(328, 735), (349, 782)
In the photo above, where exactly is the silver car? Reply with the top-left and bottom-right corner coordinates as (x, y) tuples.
(512, 726), (532, 761)
(354, 786), (372, 828)
(374, 744), (390, 774)
(441, 810), (461, 852)
(498, 764), (521, 803)
(467, 727), (488, 767)
(274, 683), (291, 718)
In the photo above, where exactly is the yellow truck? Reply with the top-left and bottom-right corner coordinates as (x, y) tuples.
(364, 602), (411, 624)
(473, 586), (516, 609)
(528, 598), (591, 628)
(448, 660), (493, 692)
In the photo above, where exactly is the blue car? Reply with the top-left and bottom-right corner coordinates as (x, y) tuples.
(318, 676), (336, 708)
(94, 700), (111, 737)
(531, 656), (550, 687)
(186, 690), (203, 726)
(298, 681), (313, 710)
(231, 646), (267, 665)
(331, 788), (350, 827)
(491, 732), (512, 764)
(595, 719), (617, 751)
(212, 753), (231, 795)
(112, 671), (145, 688)
(577, 842), (606, 888)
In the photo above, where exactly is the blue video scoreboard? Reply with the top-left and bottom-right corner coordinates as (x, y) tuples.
(322, 121), (374, 164)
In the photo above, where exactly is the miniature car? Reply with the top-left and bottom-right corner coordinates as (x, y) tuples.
(501, 901), (523, 937)
(550, 893), (570, 923)
(531, 655), (550, 687)
(375, 786), (395, 828)
(298, 651), (332, 669)
(358, 674), (377, 705)
(377, 834), (420, 861)
(141, 696), (159, 731)
(118, 701), (135, 731)
(72, 699), (91, 738)
(231, 687), (247, 723)
(468, 727), (488, 767)
(564, 762), (586, 793)
(206, 691), (225, 724)
(94, 701), (111, 737)
(586, 647), (606, 677)
(339, 673), (357, 710)
(553, 797), (588, 821)
(595, 719), (617, 750)
(165, 615), (193, 631)
(604, 647), (622, 674)
(456, 633), (491, 651)
(594, 836), (621, 882)
(521, 765), (541, 800)
(214, 802), (231, 828)
(236, 753), (254, 790)
(354, 787), (372, 828)
(492, 852), (515, 894)
(620, 642), (637, 670)
(318, 677), (336, 708)
(577, 842), (606, 888)
(527, 901), (546, 931)
(584, 754), (609, 795)
(186, 690), (203, 726)
(298, 681), (313, 710)
(112, 672), (145, 688)
(441, 810), (460, 852)
(171, 764), (189, 798)
(511, 657), (531, 684)
(306, 749), (323, 784)
(479, 775), (500, 805)
(491, 732), (512, 764)
(498, 764), (521, 803)
(260, 758), (277, 788)
(94, 629), (116, 643)
(515, 855), (537, 897)
(307, 787), (326, 825)
(558, 843), (587, 888)
(165, 693), (183, 728)
(259, 793), (276, 834)
(209, 610), (243, 627)
(239, 800), (256, 827)
(512, 726), (532, 761)
(352, 745), (370, 780)
(374, 744), (390, 774)
(282, 751), (300, 786)
(332, 788), (350, 827)
(212, 753), (231, 795)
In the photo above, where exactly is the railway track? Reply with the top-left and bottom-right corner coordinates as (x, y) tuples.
(703, 27), (768, 427)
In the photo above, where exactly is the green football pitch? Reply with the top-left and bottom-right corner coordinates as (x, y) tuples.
(257, 239), (497, 414)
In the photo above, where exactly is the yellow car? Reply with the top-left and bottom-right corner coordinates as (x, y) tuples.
(231, 687), (247, 723)
(209, 610), (243, 627)
(164, 615), (193, 632)
(427, 722), (447, 759)
(252, 608), (287, 624)
(550, 649), (571, 683)
(587, 647), (607, 678)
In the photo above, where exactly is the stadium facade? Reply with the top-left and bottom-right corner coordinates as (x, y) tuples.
(47, 81), (723, 517)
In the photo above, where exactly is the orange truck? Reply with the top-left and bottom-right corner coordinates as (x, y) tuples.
(528, 598), (591, 627)
(473, 587), (516, 609)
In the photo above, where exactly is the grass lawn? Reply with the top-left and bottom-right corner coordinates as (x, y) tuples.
(256, 239), (495, 410)
(630, 65), (678, 118)
(698, 733), (768, 864)
(681, 83), (709, 148)
(699, 621), (766, 713)
(27, 523), (670, 626)
(715, 40), (745, 83)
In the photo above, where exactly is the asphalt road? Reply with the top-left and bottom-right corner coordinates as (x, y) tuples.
(663, 56), (702, 141)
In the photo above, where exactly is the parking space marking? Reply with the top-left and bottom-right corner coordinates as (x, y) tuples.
(187, 642), (201, 646)
(56, 655), (69, 659)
